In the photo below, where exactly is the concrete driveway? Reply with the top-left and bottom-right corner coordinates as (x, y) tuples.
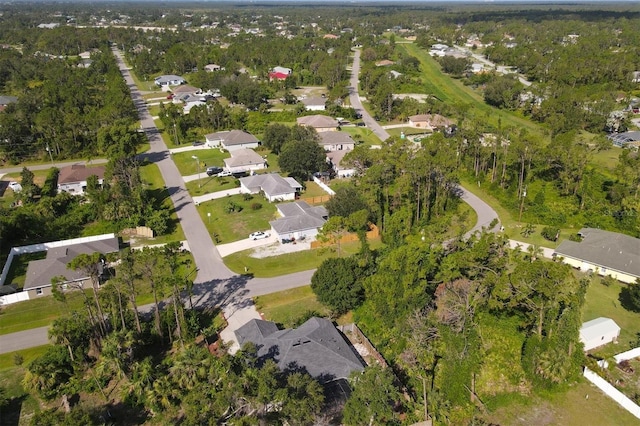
(192, 188), (242, 204)
(216, 233), (278, 257)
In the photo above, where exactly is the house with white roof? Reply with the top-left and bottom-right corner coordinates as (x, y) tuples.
(301, 96), (326, 111)
(579, 317), (621, 351)
(239, 174), (302, 202)
(154, 74), (186, 88)
(318, 131), (355, 151)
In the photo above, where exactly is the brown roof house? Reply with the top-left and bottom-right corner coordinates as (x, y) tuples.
(223, 148), (267, 174)
(408, 114), (453, 130)
(23, 235), (119, 298)
(57, 164), (106, 195)
(318, 131), (355, 152)
(205, 130), (260, 152)
(297, 115), (339, 132)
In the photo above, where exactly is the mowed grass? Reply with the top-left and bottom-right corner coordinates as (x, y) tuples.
(224, 238), (384, 277)
(341, 126), (384, 146)
(172, 149), (230, 176)
(591, 147), (621, 175)
(582, 277), (640, 353)
(401, 43), (543, 136)
(254, 286), (330, 328)
(484, 379), (639, 425)
(197, 194), (278, 244)
(186, 175), (239, 196)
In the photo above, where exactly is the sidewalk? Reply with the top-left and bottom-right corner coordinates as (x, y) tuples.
(192, 188), (242, 204)
(508, 239), (555, 259)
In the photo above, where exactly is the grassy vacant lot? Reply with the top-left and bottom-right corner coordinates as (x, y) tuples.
(254, 286), (331, 328)
(186, 175), (239, 195)
(591, 147), (622, 175)
(582, 277), (640, 355)
(197, 194), (278, 243)
(341, 126), (383, 146)
(483, 379), (638, 425)
(224, 238), (383, 277)
(0, 353), (47, 424)
(401, 43), (543, 136)
(172, 149), (230, 176)
(138, 162), (186, 245)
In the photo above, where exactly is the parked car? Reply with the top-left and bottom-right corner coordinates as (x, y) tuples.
(249, 231), (270, 240)
(192, 141), (204, 147)
(166, 93), (174, 100)
(8, 182), (22, 193)
(217, 170), (232, 177)
(206, 166), (223, 176)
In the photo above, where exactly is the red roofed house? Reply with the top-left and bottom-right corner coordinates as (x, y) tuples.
(269, 66), (292, 81)
(57, 164), (106, 195)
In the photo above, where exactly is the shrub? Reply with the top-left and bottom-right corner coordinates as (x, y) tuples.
(250, 202), (262, 210)
(541, 226), (560, 242)
(243, 193), (253, 201)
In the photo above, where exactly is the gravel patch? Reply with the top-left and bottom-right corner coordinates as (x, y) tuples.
(250, 240), (312, 258)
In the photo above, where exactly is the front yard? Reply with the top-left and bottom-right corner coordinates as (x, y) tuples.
(171, 149), (230, 176)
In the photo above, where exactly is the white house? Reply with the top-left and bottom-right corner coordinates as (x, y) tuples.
(301, 96), (326, 111)
(57, 164), (105, 195)
(205, 130), (260, 151)
(239, 174), (302, 202)
(223, 149), (267, 174)
(318, 131), (355, 151)
(154, 74), (186, 88)
(204, 64), (223, 72)
(580, 317), (621, 352)
(270, 201), (328, 241)
(554, 228), (640, 284)
(326, 150), (355, 178)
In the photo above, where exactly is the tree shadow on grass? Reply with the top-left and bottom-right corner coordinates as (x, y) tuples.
(618, 286), (640, 313)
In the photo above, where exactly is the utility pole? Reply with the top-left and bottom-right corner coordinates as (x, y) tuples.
(46, 143), (54, 166)
(192, 155), (201, 188)
(518, 185), (527, 222)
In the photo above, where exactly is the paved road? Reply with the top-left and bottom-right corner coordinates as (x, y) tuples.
(348, 49), (390, 142)
(460, 186), (501, 238)
(0, 326), (49, 354)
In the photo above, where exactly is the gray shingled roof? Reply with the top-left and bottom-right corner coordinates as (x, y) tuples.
(205, 130), (259, 146)
(240, 174), (301, 197)
(554, 228), (640, 278)
(271, 201), (327, 234)
(302, 96), (326, 107)
(0, 95), (18, 105)
(154, 74), (184, 84)
(318, 131), (355, 146)
(224, 148), (265, 168)
(297, 115), (339, 128)
(24, 237), (120, 291)
(235, 317), (365, 382)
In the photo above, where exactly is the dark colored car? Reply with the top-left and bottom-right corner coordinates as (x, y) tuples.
(206, 166), (223, 176)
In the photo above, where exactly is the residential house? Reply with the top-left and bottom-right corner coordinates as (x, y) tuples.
(297, 115), (339, 132)
(301, 96), (326, 111)
(270, 200), (328, 241)
(608, 131), (640, 149)
(553, 228), (640, 284)
(375, 59), (395, 67)
(154, 74), (186, 88)
(429, 43), (449, 57)
(632, 71), (640, 84)
(171, 84), (200, 96)
(57, 164), (106, 195)
(318, 131), (355, 151)
(269, 66), (292, 80)
(234, 317), (365, 383)
(0, 95), (18, 112)
(408, 113), (453, 130)
(23, 236), (119, 298)
(205, 130), (260, 151)
(326, 150), (355, 178)
(239, 173), (302, 202)
(204, 64), (223, 72)
(471, 63), (486, 74)
(223, 148), (267, 174)
(389, 70), (403, 79)
(580, 317), (621, 351)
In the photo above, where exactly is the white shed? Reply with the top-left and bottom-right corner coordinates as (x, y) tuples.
(579, 317), (621, 351)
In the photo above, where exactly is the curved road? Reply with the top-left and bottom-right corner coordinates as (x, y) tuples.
(0, 47), (501, 355)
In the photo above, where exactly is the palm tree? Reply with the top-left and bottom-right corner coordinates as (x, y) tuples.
(69, 253), (108, 336)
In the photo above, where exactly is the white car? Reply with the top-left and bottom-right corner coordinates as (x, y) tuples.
(249, 231), (270, 240)
(217, 170), (232, 177)
(8, 182), (22, 193)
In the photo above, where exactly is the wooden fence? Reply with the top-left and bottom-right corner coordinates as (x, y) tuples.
(310, 224), (379, 249)
(300, 194), (332, 205)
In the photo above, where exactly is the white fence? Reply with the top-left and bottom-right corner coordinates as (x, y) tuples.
(0, 291), (30, 306)
(312, 176), (336, 196)
(583, 367), (640, 419)
(0, 233), (116, 304)
(614, 347), (640, 364)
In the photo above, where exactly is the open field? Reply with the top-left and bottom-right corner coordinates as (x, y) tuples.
(224, 238), (384, 277)
(401, 43), (544, 136)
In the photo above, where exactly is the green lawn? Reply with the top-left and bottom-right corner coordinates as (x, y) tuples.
(591, 147), (621, 175)
(172, 149), (230, 176)
(3, 252), (47, 290)
(254, 286), (330, 328)
(223, 238), (384, 277)
(196, 194), (278, 244)
(342, 126), (384, 146)
(483, 379), (639, 425)
(301, 181), (329, 198)
(582, 277), (640, 355)
(401, 43), (543, 136)
(138, 162), (186, 245)
(185, 175), (239, 195)
(0, 362), (44, 424)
